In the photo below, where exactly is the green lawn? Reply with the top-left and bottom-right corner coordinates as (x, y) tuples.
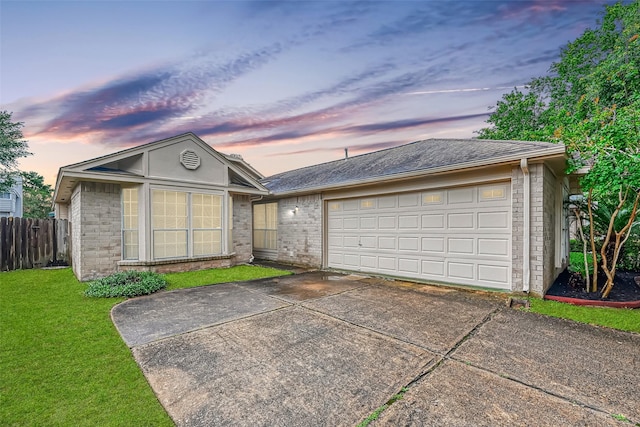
(0, 265), (290, 426)
(527, 298), (640, 334)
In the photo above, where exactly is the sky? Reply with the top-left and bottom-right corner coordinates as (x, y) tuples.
(0, 0), (614, 185)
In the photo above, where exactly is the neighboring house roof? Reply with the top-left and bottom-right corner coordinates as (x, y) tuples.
(262, 138), (566, 195)
(53, 132), (268, 204)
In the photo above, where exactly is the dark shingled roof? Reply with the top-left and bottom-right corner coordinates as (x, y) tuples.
(262, 138), (564, 194)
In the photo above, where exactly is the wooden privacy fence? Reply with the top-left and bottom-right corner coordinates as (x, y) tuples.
(0, 218), (70, 271)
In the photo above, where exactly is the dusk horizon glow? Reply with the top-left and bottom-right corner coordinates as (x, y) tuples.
(0, 0), (614, 185)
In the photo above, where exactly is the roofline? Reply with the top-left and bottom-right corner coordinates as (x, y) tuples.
(266, 144), (566, 197)
(54, 169), (269, 203)
(53, 132), (269, 202)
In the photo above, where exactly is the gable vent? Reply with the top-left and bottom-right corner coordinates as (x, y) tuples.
(180, 149), (201, 170)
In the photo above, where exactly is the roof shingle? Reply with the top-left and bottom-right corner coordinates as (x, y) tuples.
(262, 138), (564, 194)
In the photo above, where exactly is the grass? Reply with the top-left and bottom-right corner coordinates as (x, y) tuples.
(164, 264), (290, 290)
(357, 387), (409, 427)
(527, 298), (640, 334)
(0, 265), (290, 426)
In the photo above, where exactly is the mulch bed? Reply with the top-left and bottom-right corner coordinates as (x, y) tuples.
(545, 269), (640, 308)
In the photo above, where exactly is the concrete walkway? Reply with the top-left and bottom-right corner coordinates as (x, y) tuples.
(111, 272), (640, 427)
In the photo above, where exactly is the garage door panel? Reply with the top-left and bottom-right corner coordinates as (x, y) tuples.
(328, 218), (343, 230)
(448, 213), (474, 229)
(328, 253), (343, 265)
(422, 260), (445, 276)
(448, 188), (474, 204)
(448, 262), (475, 279)
(478, 238), (509, 256)
(360, 255), (377, 268)
(378, 216), (396, 229)
(478, 264), (510, 284)
(478, 211), (509, 229)
(360, 236), (376, 249)
(377, 196), (396, 209)
(378, 237), (396, 250)
(378, 257), (396, 270)
(422, 214), (444, 229)
(360, 217), (376, 229)
(328, 235), (343, 248)
(448, 238), (474, 254)
(398, 237), (419, 251)
(398, 215), (419, 229)
(343, 254), (359, 266)
(422, 237), (445, 253)
(343, 218), (359, 229)
(343, 200), (359, 211)
(399, 258), (419, 273)
(399, 193), (419, 207)
(327, 182), (511, 290)
(343, 236), (359, 248)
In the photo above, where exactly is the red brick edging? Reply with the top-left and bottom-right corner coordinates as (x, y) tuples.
(544, 294), (640, 309)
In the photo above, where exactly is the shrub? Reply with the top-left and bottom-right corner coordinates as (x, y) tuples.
(569, 239), (583, 253)
(85, 271), (167, 298)
(618, 233), (640, 271)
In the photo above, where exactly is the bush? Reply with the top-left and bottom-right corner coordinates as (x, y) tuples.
(619, 233), (640, 271)
(569, 239), (583, 253)
(85, 271), (167, 298)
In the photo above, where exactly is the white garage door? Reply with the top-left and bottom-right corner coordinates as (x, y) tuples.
(327, 183), (512, 289)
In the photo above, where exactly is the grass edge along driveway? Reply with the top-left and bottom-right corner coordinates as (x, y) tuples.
(0, 266), (289, 427)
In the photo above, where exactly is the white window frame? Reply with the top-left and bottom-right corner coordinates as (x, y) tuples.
(150, 187), (226, 260)
(122, 188), (139, 260)
(253, 202), (278, 251)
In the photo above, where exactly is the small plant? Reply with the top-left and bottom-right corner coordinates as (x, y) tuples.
(85, 271), (167, 298)
(611, 413), (630, 423)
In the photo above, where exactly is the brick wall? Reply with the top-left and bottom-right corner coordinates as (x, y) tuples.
(275, 194), (322, 267)
(542, 165), (559, 293)
(511, 166), (524, 292)
(232, 194), (252, 263)
(72, 182), (122, 281)
(70, 186), (82, 280)
(528, 163), (559, 296)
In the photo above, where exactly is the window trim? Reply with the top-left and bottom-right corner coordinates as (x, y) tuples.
(149, 187), (226, 261)
(253, 202), (278, 251)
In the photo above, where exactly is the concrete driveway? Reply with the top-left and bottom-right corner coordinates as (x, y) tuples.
(111, 272), (640, 427)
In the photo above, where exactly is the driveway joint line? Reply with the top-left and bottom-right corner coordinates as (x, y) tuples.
(129, 303), (294, 349)
(446, 356), (624, 422)
(356, 304), (503, 424)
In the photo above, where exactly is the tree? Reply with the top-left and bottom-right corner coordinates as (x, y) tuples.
(477, 0), (640, 298)
(0, 111), (31, 193)
(20, 171), (53, 219)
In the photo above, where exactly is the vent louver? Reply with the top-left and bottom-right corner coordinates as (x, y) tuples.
(180, 149), (201, 170)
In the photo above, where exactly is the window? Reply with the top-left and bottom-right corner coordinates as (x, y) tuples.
(122, 188), (139, 260)
(0, 192), (11, 200)
(228, 195), (233, 251)
(191, 193), (222, 256)
(253, 203), (277, 250)
(151, 190), (223, 259)
(152, 190), (188, 259)
(480, 187), (506, 200)
(422, 192), (443, 204)
(360, 199), (374, 209)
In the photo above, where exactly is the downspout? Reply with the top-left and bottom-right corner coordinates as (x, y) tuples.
(521, 158), (530, 293)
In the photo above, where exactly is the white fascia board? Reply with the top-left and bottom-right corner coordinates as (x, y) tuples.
(55, 169), (268, 200)
(270, 145), (567, 197)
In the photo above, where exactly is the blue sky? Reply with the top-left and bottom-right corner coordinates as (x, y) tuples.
(0, 0), (612, 184)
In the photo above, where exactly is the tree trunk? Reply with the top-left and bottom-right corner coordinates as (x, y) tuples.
(573, 207), (590, 291)
(587, 189), (598, 292)
(601, 190), (640, 299)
